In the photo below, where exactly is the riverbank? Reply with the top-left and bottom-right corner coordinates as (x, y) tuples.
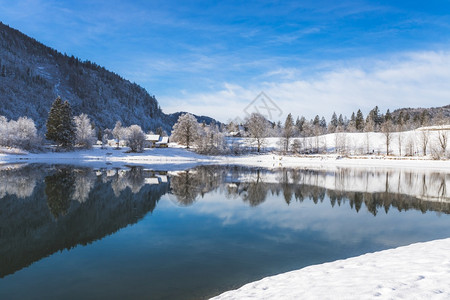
(211, 238), (450, 300)
(2, 145), (450, 172)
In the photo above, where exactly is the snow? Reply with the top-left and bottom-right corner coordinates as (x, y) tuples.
(211, 238), (450, 300)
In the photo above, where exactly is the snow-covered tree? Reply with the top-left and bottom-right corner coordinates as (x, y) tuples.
(382, 120), (394, 155)
(328, 112), (338, 133)
(0, 116), (39, 150)
(113, 121), (127, 141)
(126, 125), (145, 152)
(364, 114), (375, 153)
(195, 124), (227, 154)
(282, 113), (295, 152)
(74, 113), (95, 149)
(418, 129), (430, 156)
(14, 117), (39, 150)
(171, 113), (201, 149)
(0, 116), (8, 146)
(246, 113), (269, 153)
(46, 96), (75, 149)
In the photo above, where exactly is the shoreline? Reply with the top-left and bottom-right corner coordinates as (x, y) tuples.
(2, 146), (450, 172)
(210, 238), (450, 300)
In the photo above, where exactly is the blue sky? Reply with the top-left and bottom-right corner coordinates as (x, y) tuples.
(1, 0), (450, 122)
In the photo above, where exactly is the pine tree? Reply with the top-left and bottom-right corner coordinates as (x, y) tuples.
(329, 112), (338, 133)
(338, 114), (344, 127)
(296, 116), (306, 135)
(46, 96), (75, 149)
(355, 109), (365, 131)
(385, 109), (392, 122)
(369, 106), (381, 129)
(312, 115), (320, 127)
(348, 112), (356, 132)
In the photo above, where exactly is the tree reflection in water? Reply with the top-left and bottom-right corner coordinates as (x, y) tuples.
(45, 168), (75, 219)
(0, 165), (169, 278)
(2, 164), (450, 279)
(169, 165), (450, 215)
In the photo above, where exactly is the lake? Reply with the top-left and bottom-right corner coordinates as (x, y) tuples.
(1, 164), (450, 299)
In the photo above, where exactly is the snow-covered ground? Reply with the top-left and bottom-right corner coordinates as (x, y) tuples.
(2, 139), (450, 172)
(211, 238), (450, 300)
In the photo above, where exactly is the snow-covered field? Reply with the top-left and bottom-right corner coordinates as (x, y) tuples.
(211, 238), (450, 300)
(3, 143), (450, 173)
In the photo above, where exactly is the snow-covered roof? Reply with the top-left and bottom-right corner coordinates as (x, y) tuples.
(157, 175), (168, 183)
(144, 177), (160, 185)
(146, 134), (160, 141)
(157, 137), (169, 144)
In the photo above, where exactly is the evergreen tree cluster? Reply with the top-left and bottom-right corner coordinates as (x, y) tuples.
(45, 96), (75, 149)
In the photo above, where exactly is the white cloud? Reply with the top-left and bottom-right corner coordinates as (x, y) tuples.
(160, 51), (450, 122)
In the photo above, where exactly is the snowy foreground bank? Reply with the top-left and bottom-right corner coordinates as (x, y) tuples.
(211, 238), (450, 300)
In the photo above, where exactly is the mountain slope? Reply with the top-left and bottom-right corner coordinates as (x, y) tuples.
(0, 22), (216, 133)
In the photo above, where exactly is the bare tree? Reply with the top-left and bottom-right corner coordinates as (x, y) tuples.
(335, 125), (347, 154)
(382, 120), (394, 155)
(246, 113), (269, 153)
(418, 129), (430, 156)
(437, 128), (449, 157)
(171, 113), (201, 149)
(397, 131), (403, 156)
(364, 115), (374, 154)
(405, 137), (415, 156)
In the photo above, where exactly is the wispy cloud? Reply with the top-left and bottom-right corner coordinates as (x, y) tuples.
(160, 51), (450, 122)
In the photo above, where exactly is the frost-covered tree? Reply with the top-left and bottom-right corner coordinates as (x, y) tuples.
(74, 113), (95, 149)
(347, 112), (356, 132)
(418, 129), (430, 156)
(296, 116), (306, 135)
(112, 121), (127, 141)
(126, 125), (145, 152)
(246, 113), (269, 153)
(328, 112), (338, 133)
(282, 113), (295, 152)
(382, 120), (394, 155)
(0, 116), (8, 146)
(14, 117), (39, 150)
(195, 124), (227, 154)
(45, 96), (75, 149)
(0, 116), (39, 150)
(171, 113), (200, 149)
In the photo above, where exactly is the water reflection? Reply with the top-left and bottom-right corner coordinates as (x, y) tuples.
(0, 164), (169, 278)
(169, 166), (450, 215)
(1, 164), (450, 281)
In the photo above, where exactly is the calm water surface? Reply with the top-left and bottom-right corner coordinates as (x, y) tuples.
(1, 164), (450, 299)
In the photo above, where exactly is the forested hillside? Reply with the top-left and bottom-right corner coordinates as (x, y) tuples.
(0, 22), (215, 132)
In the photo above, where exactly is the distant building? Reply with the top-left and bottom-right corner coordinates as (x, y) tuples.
(156, 136), (169, 148)
(144, 134), (160, 148)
